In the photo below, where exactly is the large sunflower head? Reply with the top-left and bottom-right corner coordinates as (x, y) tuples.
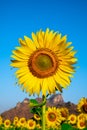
(77, 97), (87, 113)
(11, 28), (77, 96)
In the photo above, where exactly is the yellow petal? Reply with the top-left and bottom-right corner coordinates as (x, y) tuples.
(44, 29), (56, 48)
(63, 58), (77, 64)
(47, 77), (56, 93)
(10, 60), (27, 68)
(11, 55), (28, 61)
(59, 51), (77, 58)
(42, 79), (48, 96)
(66, 42), (72, 48)
(23, 75), (34, 88)
(58, 68), (73, 78)
(32, 32), (40, 48)
(15, 69), (29, 78)
(18, 73), (31, 84)
(12, 50), (30, 59)
(59, 65), (75, 73)
(19, 38), (26, 46)
(53, 73), (69, 88)
(50, 33), (61, 51)
(24, 36), (36, 50)
(16, 46), (32, 55)
(58, 71), (71, 85)
(33, 78), (41, 95)
(15, 67), (29, 74)
(24, 76), (41, 95)
(36, 31), (44, 48)
(55, 82), (62, 92)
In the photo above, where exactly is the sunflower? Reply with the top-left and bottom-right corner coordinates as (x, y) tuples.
(13, 116), (19, 127)
(77, 113), (86, 121)
(85, 114), (87, 120)
(13, 116), (19, 121)
(18, 117), (26, 127)
(13, 120), (19, 127)
(77, 120), (86, 129)
(46, 107), (62, 128)
(34, 113), (41, 120)
(26, 119), (36, 129)
(11, 28), (77, 96)
(59, 107), (69, 121)
(36, 123), (42, 129)
(4, 119), (11, 128)
(68, 114), (77, 125)
(0, 116), (2, 125)
(77, 97), (87, 113)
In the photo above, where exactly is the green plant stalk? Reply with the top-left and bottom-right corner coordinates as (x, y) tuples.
(42, 95), (46, 130)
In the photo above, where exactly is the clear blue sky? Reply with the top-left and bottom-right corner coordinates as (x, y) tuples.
(0, 0), (87, 113)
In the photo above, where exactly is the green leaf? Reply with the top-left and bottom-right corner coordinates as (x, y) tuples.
(30, 107), (37, 114)
(30, 99), (39, 105)
(30, 106), (42, 116)
(61, 123), (73, 130)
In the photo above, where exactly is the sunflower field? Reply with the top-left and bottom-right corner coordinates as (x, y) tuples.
(0, 97), (87, 130)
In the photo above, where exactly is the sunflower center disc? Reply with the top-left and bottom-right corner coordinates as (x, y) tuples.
(71, 117), (74, 121)
(28, 49), (58, 78)
(80, 122), (85, 127)
(83, 104), (87, 113)
(29, 122), (33, 127)
(61, 111), (67, 117)
(48, 112), (56, 122)
(35, 54), (52, 71)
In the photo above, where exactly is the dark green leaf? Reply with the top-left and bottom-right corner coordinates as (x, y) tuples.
(61, 123), (73, 130)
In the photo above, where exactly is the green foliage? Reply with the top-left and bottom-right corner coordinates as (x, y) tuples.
(30, 99), (39, 105)
(83, 128), (87, 130)
(61, 123), (79, 130)
(30, 99), (42, 117)
(30, 106), (42, 116)
(61, 123), (87, 130)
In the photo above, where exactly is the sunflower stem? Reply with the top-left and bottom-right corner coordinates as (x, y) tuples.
(42, 95), (46, 130)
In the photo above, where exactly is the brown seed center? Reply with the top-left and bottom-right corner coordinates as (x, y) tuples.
(82, 104), (87, 113)
(80, 122), (86, 127)
(71, 117), (74, 121)
(61, 111), (67, 118)
(48, 112), (56, 122)
(29, 122), (34, 127)
(28, 48), (58, 78)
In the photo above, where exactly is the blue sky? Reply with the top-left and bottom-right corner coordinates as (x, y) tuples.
(0, 0), (87, 113)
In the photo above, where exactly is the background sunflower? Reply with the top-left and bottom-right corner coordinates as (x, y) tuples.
(46, 107), (62, 128)
(77, 97), (87, 114)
